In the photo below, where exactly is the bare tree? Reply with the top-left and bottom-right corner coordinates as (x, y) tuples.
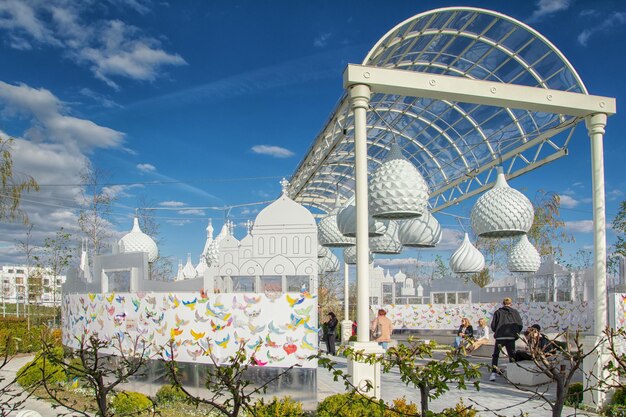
(78, 165), (115, 257)
(15, 223), (35, 326)
(40, 333), (153, 417)
(528, 190), (574, 259)
(136, 195), (173, 281)
(0, 137), (39, 223)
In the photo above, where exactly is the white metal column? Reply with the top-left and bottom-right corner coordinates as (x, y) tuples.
(587, 113), (608, 335)
(350, 83), (372, 343)
(341, 261), (353, 345)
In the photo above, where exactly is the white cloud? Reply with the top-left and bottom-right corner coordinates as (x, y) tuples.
(608, 189), (624, 201)
(102, 184), (143, 199)
(251, 145), (294, 158)
(166, 219), (191, 226)
(79, 87), (122, 108)
(559, 194), (579, 208)
(177, 209), (205, 216)
(578, 11), (626, 46)
(0, 1), (186, 87)
(313, 32), (332, 48)
(528, 0), (571, 22)
(0, 81), (124, 152)
(432, 228), (463, 251)
(565, 220), (594, 233)
(137, 163), (156, 173)
(375, 258), (418, 267)
(159, 201), (186, 207)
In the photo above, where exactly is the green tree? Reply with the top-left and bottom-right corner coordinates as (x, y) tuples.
(527, 190), (573, 259)
(78, 165), (115, 257)
(431, 254), (450, 280)
(613, 200), (626, 257)
(0, 137), (39, 223)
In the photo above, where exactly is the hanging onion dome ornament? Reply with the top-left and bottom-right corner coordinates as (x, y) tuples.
(369, 141), (430, 220)
(508, 235), (541, 273)
(337, 202), (387, 237)
(370, 220), (403, 254)
(318, 194), (355, 247)
(118, 217), (159, 262)
(449, 233), (485, 274)
(318, 244), (329, 259)
(343, 246), (374, 265)
(398, 212), (442, 248)
(471, 167), (534, 238)
(319, 250), (340, 274)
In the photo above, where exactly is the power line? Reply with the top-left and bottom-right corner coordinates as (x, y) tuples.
(33, 175), (286, 187)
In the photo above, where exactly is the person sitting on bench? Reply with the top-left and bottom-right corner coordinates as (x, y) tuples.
(514, 324), (556, 362)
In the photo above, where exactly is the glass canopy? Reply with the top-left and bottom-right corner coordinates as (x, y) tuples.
(287, 7), (588, 214)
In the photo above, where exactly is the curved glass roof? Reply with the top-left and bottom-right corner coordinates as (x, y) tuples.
(288, 7), (589, 214)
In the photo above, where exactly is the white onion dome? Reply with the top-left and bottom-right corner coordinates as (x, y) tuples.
(118, 217), (159, 262)
(398, 212), (442, 248)
(205, 240), (219, 267)
(195, 255), (208, 276)
(182, 254), (197, 279)
(337, 203), (387, 237)
(318, 196), (355, 247)
(449, 233), (485, 274)
(343, 246), (374, 265)
(471, 168), (534, 238)
(369, 220), (403, 254)
(318, 244), (329, 259)
(319, 250), (340, 273)
(508, 235), (541, 273)
(369, 142), (429, 220)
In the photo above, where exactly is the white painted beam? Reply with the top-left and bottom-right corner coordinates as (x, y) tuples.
(343, 64), (616, 117)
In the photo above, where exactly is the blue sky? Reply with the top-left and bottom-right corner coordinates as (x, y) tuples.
(0, 0), (624, 273)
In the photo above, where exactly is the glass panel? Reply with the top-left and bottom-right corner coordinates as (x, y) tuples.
(458, 292), (470, 304)
(382, 293), (393, 305)
(232, 276), (255, 293)
(446, 293), (457, 304)
(286, 275), (308, 292)
(432, 293), (445, 304)
(261, 276), (282, 293)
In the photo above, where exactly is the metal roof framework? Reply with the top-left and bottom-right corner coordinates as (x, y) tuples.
(287, 7), (614, 214)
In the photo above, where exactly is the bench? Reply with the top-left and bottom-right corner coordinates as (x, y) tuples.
(505, 362), (551, 386)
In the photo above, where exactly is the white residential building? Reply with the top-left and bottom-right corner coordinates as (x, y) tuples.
(0, 265), (66, 306)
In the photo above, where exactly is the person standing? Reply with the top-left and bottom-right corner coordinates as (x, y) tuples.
(371, 309), (393, 350)
(489, 297), (523, 381)
(324, 312), (338, 355)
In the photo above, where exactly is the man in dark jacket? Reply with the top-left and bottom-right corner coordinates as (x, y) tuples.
(490, 297), (523, 381)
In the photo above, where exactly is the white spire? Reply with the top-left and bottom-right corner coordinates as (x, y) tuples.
(182, 253), (197, 279)
(79, 237), (92, 283)
(206, 218), (214, 238)
(280, 177), (289, 194)
(176, 260), (184, 281)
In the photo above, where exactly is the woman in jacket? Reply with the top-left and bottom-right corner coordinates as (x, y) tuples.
(453, 317), (474, 349)
(324, 312), (338, 355)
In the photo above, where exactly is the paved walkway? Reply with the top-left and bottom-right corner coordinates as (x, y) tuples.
(317, 352), (599, 417)
(0, 353), (601, 416)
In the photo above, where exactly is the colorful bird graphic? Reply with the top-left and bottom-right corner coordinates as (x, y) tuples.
(190, 329), (206, 340)
(115, 295), (125, 304)
(244, 309), (261, 318)
(266, 351), (285, 362)
(301, 335), (315, 351)
(88, 293), (96, 302)
(233, 331), (247, 345)
(265, 291), (282, 302)
(199, 289), (210, 300)
(244, 295), (261, 305)
(253, 357), (268, 366)
(210, 319), (233, 332)
(146, 295), (157, 308)
(216, 335), (230, 348)
(132, 298), (141, 312)
(303, 322), (318, 334)
(187, 348), (203, 361)
(152, 312), (165, 325)
(295, 305), (313, 316)
(168, 294), (180, 309)
(247, 338), (262, 350)
(175, 314), (189, 327)
(268, 321), (285, 335)
(195, 310), (209, 323)
(265, 334), (279, 348)
(286, 294), (305, 307)
(248, 323), (266, 334)
(170, 327), (183, 338)
(183, 298), (197, 310)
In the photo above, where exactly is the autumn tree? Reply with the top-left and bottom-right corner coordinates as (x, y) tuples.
(613, 200), (626, 257)
(78, 165), (115, 257)
(0, 137), (39, 223)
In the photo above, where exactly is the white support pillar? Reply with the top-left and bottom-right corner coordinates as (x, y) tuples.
(341, 261), (353, 345)
(347, 83), (384, 398)
(583, 113), (612, 408)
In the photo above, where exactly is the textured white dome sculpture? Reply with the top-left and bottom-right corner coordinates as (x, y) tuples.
(369, 142), (429, 219)
(508, 235), (541, 273)
(182, 253), (197, 279)
(369, 220), (403, 254)
(318, 196), (355, 247)
(318, 244), (329, 258)
(118, 217), (158, 262)
(319, 250), (340, 273)
(337, 203), (387, 237)
(343, 246), (374, 265)
(398, 212), (442, 248)
(471, 168), (534, 238)
(449, 233), (485, 274)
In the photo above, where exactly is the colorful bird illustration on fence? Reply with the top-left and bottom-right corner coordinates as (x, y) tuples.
(190, 329), (205, 340)
(187, 348), (203, 361)
(266, 351), (285, 362)
(115, 295), (125, 304)
(106, 293), (115, 304)
(248, 323), (266, 334)
(286, 294), (305, 307)
(195, 310), (209, 323)
(146, 295), (156, 308)
(88, 293), (96, 302)
(183, 298), (197, 310)
(244, 295), (261, 305)
(300, 335), (315, 351)
(170, 327), (183, 338)
(168, 294), (180, 309)
(247, 338), (262, 350)
(268, 321), (285, 335)
(295, 305), (313, 316)
(175, 314), (189, 327)
(216, 335), (230, 348)
(253, 357), (268, 366)
(265, 334), (279, 348)
(211, 319), (233, 331)
(132, 298), (140, 312)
